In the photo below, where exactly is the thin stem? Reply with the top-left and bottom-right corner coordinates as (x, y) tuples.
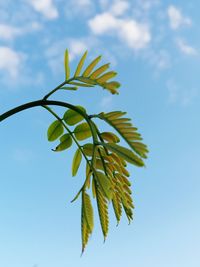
(0, 98), (99, 159)
(43, 105), (90, 166)
(43, 81), (67, 100)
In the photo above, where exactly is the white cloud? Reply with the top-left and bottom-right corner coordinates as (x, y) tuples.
(0, 24), (23, 40)
(176, 39), (198, 56)
(136, 0), (160, 11)
(88, 12), (151, 50)
(75, 0), (92, 7)
(29, 0), (58, 19)
(0, 22), (42, 41)
(109, 0), (130, 16)
(64, 0), (94, 18)
(167, 5), (191, 30)
(0, 46), (24, 78)
(68, 40), (87, 61)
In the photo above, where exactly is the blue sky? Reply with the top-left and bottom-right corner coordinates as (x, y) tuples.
(0, 0), (200, 266)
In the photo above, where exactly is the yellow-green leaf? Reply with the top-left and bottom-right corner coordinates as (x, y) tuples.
(95, 171), (112, 200)
(69, 81), (94, 87)
(72, 148), (82, 176)
(92, 178), (96, 198)
(97, 71), (117, 83)
(54, 133), (72, 151)
(90, 63), (110, 79)
(81, 199), (90, 253)
(74, 51), (88, 77)
(60, 86), (77, 91)
(64, 49), (70, 80)
(83, 55), (101, 77)
(74, 122), (92, 141)
(101, 132), (120, 143)
(47, 120), (64, 142)
(83, 192), (94, 233)
(82, 143), (94, 156)
(95, 180), (109, 239)
(76, 77), (97, 85)
(103, 81), (120, 94)
(100, 143), (144, 167)
(63, 106), (86, 126)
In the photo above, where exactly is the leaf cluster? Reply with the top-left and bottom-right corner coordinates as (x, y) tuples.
(47, 105), (148, 252)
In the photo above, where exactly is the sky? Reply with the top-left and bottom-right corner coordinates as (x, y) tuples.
(0, 0), (200, 266)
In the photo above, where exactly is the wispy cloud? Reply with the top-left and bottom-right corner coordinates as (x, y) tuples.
(176, 38), (198, 56)
(46, 38), (89, 74)
(167, 5), (192, 30)
(28, 0), (58, 20)
(64, 0), (95, 18)
(109, 0), (130, 16)
(0, 46), (25, 78)
(0, 22), (42, 41)
(88, 12), (151, 50)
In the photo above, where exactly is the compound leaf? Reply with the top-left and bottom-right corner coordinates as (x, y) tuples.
(94, 180), (109, 240)
(100, 142), (144, 167)
(83, 192), (94, 233)
(95, 171), (112, 200)
(99, 112), (149, 158)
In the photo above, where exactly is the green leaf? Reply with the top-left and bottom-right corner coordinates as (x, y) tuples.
(103, 81), (120, 94)
(99, 143), (144, 167)
(64, 49), (70, 80)
(83, 55), (102, 77)
(94, 180), (109, 239)
(83, 192), (94, 233)
(95, 171), (112, 200)
(90, 63), (110, 79)
(68, 81), (94, 87)
(92, 178), (96, 198)
(82, 143), (94, 156)
(54, 133), (72, 151)
(112, 192), (122, 224)
(76, 77), (97, 85)
(63, 106), (86, 126)
(47, 120), (64, 142)
(72, 148), (82, 176)
(97, 71), (117, 84)
(60, 86), (78, 91)
(101, 132), (120, 143)
(99, 112), (149, 159)
(74, 122), (92, 141)
(81, 198), (90, 253)
(74, 51), (88, 77)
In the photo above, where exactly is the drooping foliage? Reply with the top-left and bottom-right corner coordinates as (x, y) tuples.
(45, 50), (149, 252)
(0, 49), (148, 253)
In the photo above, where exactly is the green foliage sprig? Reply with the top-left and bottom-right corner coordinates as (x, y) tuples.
(0, 49), (149, 253)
